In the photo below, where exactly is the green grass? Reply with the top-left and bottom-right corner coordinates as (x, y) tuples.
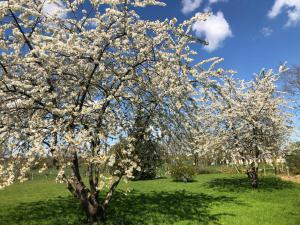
(0, 174), (300, 225)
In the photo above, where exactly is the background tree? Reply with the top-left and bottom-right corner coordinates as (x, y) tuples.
(203, 69), (290, 188)
(286, 141), (300, 175)
(282, 65), (300, 109)
(129, 100), (163, 180)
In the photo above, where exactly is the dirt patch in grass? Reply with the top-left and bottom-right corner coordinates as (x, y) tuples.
(279, 175), (300, 183)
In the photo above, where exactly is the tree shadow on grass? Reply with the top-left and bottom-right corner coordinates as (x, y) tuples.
(0, 196), (86, 225)
(106, 190), (237, 225)
(0, 190), (238, 225)
(207, 176), (296, 192)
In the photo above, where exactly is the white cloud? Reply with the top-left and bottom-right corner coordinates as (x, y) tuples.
(268, 0), (300, 26)
(261, 27), (273, 37)
(209, 0), (227, 5)
(192, 11), (233, 52)
(42, 0), (67, 18)
(181, 0), (202, 14)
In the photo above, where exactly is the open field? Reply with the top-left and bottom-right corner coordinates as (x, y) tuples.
(0, 174), (299, 225)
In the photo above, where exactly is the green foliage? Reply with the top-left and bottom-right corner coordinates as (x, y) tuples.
(286, 142), (300, 175)
(132, 140), (163, 180)
(169, 159), (196, 182)
(109, 139), (163, 180)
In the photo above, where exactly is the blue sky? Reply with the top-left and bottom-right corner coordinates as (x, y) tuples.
(135, 0), (300, 140)
(39, 0), (300, 80)
(136, 0), (300, 80)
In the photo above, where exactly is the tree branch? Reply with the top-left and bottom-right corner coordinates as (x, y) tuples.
(102, 175), (122, 209)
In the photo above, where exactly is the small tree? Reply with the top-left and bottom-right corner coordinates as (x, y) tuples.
(204, 69), (290, 188)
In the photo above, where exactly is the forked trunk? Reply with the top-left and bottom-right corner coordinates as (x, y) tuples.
(80, 197), (105, 224)
(66, 153), (121, 224)
(69, 176), (121, 224)
(246, 165), (258, 188)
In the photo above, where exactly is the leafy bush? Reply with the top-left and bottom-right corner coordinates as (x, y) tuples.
(169, 160), (195, 182)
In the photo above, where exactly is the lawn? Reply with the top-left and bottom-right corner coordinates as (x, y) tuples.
(0, 174), (299, 225)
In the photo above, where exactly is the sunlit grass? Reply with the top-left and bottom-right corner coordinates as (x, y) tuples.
(0, 174), (299, 224)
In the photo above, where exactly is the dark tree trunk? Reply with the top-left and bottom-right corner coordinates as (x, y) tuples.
(64, 152), (122, 224)
(246, 164), (258, 188)
(194, 152), (199, 167)
(80, 196), (105, 224)
(71, 181), (105, 224)
(274, 166), (277, 175)
(66, 153), (106, 224)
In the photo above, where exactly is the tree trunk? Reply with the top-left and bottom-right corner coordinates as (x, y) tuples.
(80, 197), (105, 224)
(246, 165), (258, 188)
(71, 181), (105, 224)
(194, 153), (199, 167)
(67, 152), (106, 224)
(66, 152), (121, 224)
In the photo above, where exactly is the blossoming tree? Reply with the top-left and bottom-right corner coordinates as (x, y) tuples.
(0, 0), (220, 223)
(206, 69), (290, 188)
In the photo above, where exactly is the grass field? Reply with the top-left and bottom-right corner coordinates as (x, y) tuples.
(0, 174), (299, 225)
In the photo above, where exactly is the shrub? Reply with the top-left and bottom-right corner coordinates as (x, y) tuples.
(169, 160), (195, 182)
